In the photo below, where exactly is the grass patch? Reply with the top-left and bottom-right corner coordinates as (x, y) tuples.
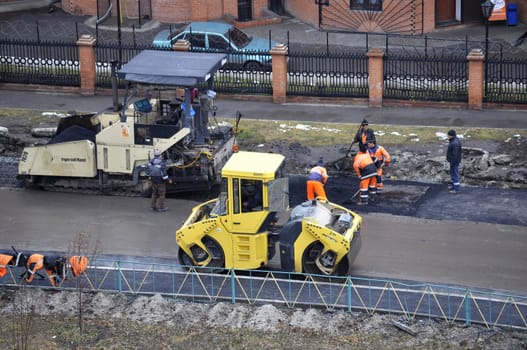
(223, 117), (527, 148)
(1, 107), (524, 148)
(0, 108), (66, 127)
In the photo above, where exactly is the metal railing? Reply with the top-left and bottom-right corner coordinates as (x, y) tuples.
(384, 53), (468, 102)
(1, 38), (526, 104)
(2, 258), (527, 330)
(0, 39), (79, 86)
(485, 55), (527, 104)
(94, 42), (160, 88)
(287, 50), (369, 97)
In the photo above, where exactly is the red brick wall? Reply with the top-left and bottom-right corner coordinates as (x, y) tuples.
(284, 0), (440, 34)
(61, 0), (525, 29)
(223, 0), (236, 18)
(283, 0), (319, 28)
(63, 0), (266, 23)
(153, 0), (191, 23)
(422, 0), (435, 33)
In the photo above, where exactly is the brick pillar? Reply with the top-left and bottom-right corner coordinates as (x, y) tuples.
(173, 39), (191, 52)
(367, 48), (384, 108)
(467, 49), (485, 110)
(77, 34), (96, 96)
(270, 44), (288, 104)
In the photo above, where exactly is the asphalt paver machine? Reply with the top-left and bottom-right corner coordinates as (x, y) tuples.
(18, 50), (235, 195)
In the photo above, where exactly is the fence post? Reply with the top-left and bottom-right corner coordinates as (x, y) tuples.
(367, 48), (385, 108)
(77, 34), (97, 96)
(270, 43), (288, 104)
(173, 39), (191, 52)
(467, 49), (485, 110)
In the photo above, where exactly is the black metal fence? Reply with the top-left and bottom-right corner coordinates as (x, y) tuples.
(190, 48), (273, 95)
(1, 38), (526, 105)
(0, 39), (79, 86)
(384, 53), (468, 102)
(287, 50), (369, 97)
(95, 42), (157, 88)
(486, 56), (527, 104)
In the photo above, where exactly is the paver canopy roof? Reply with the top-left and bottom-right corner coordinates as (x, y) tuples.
(118, 50), (227, 86)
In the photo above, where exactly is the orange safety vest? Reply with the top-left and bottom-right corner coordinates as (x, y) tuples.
(353, 152), (377, 179)
(369, 145), (391, 165)
(0, 254), (14, 278)
(25, 254), (45, 283)
(69, 256), (88, 277)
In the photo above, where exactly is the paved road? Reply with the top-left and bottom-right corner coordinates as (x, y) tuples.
(1, 189), (526, 294)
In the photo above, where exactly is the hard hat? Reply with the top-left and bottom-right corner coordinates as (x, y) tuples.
(154, 149), (161, 157)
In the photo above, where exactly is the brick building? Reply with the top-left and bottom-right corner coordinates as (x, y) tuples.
(59, 0), (525, 33)
(284, 0), (526, 34)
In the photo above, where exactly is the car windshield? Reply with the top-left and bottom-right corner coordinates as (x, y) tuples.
(227, 27), (251, 48)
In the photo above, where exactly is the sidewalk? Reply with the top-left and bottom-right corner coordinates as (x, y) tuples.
(1, 89), (526, 129)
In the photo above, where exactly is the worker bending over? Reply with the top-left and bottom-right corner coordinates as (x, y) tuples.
(0, 252), (28, 278)
(23, 254), (89, 287)
(306, 158), (328, 201)
(353, 150), (378, 205)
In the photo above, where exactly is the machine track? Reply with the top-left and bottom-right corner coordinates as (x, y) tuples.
(1, 156), (147, 196)
(0, 156), (22, 189)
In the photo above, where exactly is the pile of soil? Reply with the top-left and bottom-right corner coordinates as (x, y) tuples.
(1, 288), (525, 349)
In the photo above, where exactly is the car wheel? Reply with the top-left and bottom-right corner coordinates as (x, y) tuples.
(243, 61), (262, 71)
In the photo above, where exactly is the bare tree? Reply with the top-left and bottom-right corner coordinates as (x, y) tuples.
(67, 231), (100, 335)
(9, 285), (37, 350)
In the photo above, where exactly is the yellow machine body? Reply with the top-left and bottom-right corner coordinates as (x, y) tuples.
(176, 151), (363, 277)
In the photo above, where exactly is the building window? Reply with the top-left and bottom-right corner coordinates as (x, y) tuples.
(350, 0), (383, 11)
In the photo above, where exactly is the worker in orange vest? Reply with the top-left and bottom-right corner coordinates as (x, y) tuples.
(353, 150), (377, 205)
(69, 255), (89, 277)
(0, 254), (15, 278)
(306, 158), (328, 201)
(24, 254), (66, 287)
(367, 139), (391, 194)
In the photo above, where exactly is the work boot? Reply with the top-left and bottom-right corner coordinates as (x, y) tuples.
(157, 207), (168, 212)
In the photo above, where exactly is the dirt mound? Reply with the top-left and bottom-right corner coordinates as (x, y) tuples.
(1, 288), (525, 349)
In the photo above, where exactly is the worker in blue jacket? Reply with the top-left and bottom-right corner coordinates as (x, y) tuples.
(148, 149), (170, 211)
(446, 129), (462, 193)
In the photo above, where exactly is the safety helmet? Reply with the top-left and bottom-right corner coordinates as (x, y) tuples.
(154, 149), (161, 157)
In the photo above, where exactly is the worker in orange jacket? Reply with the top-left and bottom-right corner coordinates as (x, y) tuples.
(367, 139), (391, 194)
(24, 254), (66, 287)
(0, 254), (15, 278)
(353, 150), (377, 205)
(69, 255), (89, 277)
(306, 158), (328, 201)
